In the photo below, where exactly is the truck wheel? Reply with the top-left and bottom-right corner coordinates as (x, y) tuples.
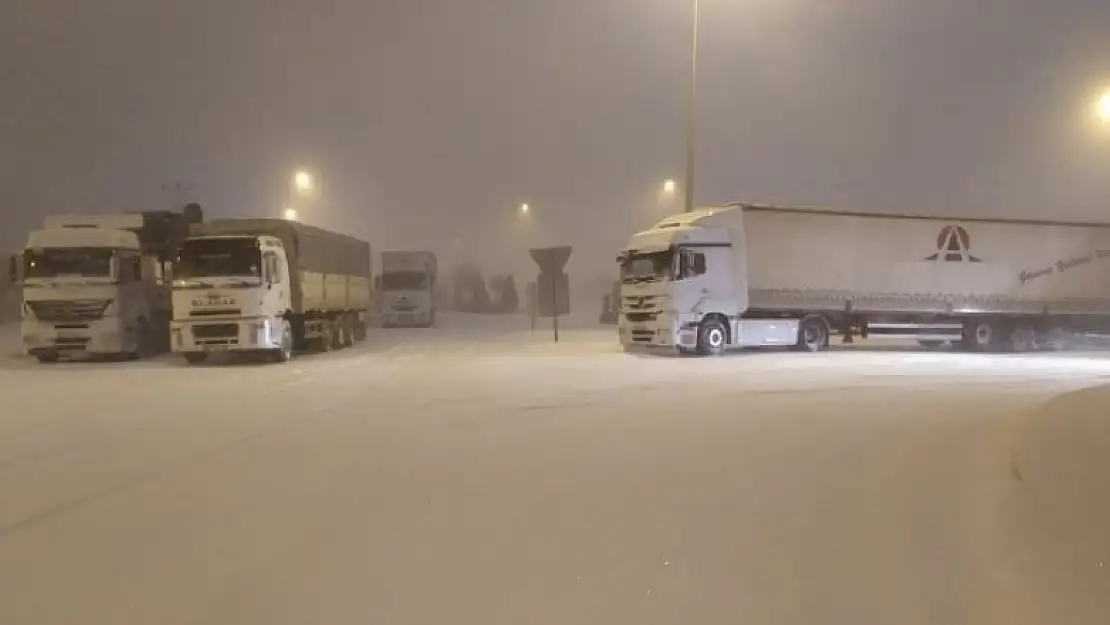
(696, 318), (728, 356)
(319, 323), (333, 352)
(271, 320), (293, 362)
(1042, 326), (1073, 351)
(962, 319), (999, 352)
(341, 318), (355, 347)
(1008, 324), (1036, 353)
(794, 316), (828, 352)
(184, 353), (207, 365)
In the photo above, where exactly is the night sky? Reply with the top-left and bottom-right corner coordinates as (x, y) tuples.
(3, 0), (1110, 280)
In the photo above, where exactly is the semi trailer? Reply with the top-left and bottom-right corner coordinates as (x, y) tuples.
(618, 203), (1110, 355)
(171, 219), (371, 364)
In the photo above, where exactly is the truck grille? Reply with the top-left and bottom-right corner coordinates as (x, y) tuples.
(28, 299), (110, 322)
(623, 295), (662, 313)
(191, 324), (239, 339)
(190, 309), (241, 317)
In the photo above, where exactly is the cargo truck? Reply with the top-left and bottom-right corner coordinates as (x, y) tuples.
(618, 203), (1110, 355)
(20, 211), (195, 363)
(171, 219), (371, 364)
(378, 250), (437, 327)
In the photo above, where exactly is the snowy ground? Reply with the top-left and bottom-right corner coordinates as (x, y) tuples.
(1, 313), (1109, 624)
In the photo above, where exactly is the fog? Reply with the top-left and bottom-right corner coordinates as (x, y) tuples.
(3, 0), (1110, 289)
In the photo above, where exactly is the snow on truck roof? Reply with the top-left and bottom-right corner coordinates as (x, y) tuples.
(726, 202), (1110, 229)
(189, 219), (371, 277)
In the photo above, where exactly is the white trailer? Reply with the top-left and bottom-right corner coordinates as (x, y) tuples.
(171, 219), (371, 364)
(618, 204), (1110, 355)
(378, 250), (437, 327)
(20, 212), (192, 362)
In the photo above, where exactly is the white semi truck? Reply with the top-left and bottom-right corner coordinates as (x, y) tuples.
(19, 211), (194, 363)
(171, 219), (371, 364)
(378, 250), (437, 327)
(618, 204), (1110, 355)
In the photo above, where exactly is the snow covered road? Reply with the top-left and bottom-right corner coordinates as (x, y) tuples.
(1, 314), (1109, 624)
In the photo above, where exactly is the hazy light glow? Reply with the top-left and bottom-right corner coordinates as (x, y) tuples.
(520, 203), (530, 214)
(284, 207), (298, 220)
(663, 179), (677, 194)
(1098, 92), (1110, 122)
(293, 170), (314, 193)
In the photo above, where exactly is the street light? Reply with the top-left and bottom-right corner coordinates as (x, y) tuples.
(683, 0), (700, 212)
(283, 207), (298, 221)
(293, 170), (314, 194)
(663, 178), (677, 195)
(520, 202), (530, 214)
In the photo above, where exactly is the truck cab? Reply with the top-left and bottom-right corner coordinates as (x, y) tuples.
(379, 251), (437, 327)
(20, 215), (168, 362)
(618, 207), (800, 355)
(171, 234), (293, 363)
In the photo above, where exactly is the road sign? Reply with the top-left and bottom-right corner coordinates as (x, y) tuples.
(529, 246), (572, 274)
(537, 272), (569, 317)
(529, 246), (573, 342)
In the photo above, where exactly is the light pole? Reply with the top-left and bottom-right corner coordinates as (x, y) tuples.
(683, 0), (700, 212)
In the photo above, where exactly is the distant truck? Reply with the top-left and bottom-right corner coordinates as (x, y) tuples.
(618, 203), (1110, 355)
(171, 219), (371, 364)
(378, 250), (437, 327)
(20, 210), (196, 362)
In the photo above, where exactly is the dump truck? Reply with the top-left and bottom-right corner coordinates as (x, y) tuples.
(618, 203), (1110, 355)
(20, 210), (196, 362)
(378, 250), (437, 327)
(170, 219), (371, 364)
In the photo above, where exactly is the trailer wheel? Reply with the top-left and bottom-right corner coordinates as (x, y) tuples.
(1042, 326), (1073, 352)
(794, 316), (828, 352)
(319, 323), (333, 352)
(1008, 324), (1037, 353)
(962, 319), (999, 352)
(340, 317), (355, 348)
(696, 317), (728, 356)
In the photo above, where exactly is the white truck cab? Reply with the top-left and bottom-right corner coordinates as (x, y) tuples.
(379, 251), (437, 327)
(20, 214), (171, 362)
(618, 206), (800, 355)
(171, 234), (293, 363)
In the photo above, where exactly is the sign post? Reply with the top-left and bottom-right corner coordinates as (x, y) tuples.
(528, 246), (572, 342)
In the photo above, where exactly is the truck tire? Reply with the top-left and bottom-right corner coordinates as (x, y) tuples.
(184, 353), (207, 365)
(794, 316), (828, 352)
(696, 318), (728, 356)
(962, 319), (999, 352)
(1041, 326), (1073, 351)
(341, 317), (355, 348)
(271, 320), (293, 362)
(1007, 323), (1036, 353)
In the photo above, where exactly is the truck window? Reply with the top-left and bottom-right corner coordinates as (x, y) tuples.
(678, 249), (706, 279)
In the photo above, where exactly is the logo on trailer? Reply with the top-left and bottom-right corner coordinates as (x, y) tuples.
(925, 225), (981, 262)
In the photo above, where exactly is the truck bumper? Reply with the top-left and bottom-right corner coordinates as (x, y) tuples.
(618, 313), (698, 350)
(381, 309), (432, 327)
(171, 317), (283, 354)
(22, 316), (127, 356)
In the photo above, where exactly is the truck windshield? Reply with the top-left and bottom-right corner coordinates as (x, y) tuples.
(382, 271), (429, 290)
(176, 238), (261, 279)
(23, 248), (114, 279)
(620, 250), (675, 284)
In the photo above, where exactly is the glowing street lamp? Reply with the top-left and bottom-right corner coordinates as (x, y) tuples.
(283, 207), (298, 221)
(1098, 92), (1110, 123)
(293, 170), (314, 194)
(519, 202), (530, 214)
(663, 178), (677, 195)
